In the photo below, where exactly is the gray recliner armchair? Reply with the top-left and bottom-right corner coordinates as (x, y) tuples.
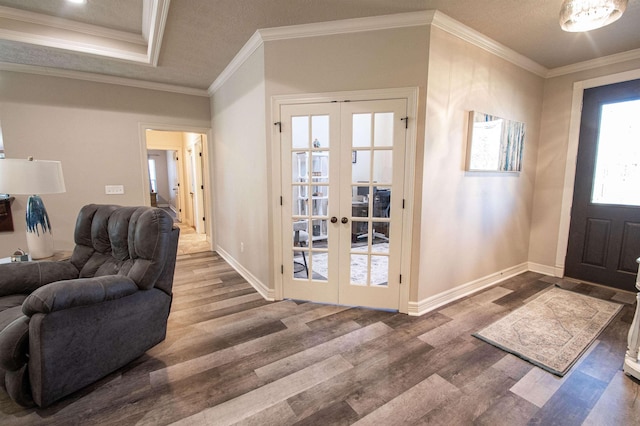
(0, 204), (180, 407)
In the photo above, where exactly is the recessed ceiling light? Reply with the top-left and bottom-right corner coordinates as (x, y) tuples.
(67, 0), (87, 4)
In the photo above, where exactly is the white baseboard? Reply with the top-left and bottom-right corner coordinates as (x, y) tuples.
(215, 246), (275, 301)
(407, 262), (529, 316)
(528, 262), (563, 277)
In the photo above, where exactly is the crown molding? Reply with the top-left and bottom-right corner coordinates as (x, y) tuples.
(209, 10), (552, 95)
(259, 10), (435, 42)
(430, 11), (549, 78)
(208, 30), (264, 95)
(547, 47), (640, 78)
(145, 0), (170, 67)
(0, 5), (145, 45)
(0, 62), (209, 97)
(0, 0), (169, 66)
(208, 11), (435, 95)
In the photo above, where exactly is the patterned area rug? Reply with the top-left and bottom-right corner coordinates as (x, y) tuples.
(473, 287), (622, 376)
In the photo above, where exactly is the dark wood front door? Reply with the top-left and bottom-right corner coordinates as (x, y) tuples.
(565, 79), (640, 291)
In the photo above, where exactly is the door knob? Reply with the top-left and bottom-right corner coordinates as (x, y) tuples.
(331, 216), (338, 223)
(341, 217), (349, 224)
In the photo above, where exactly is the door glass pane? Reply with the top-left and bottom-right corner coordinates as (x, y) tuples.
(372, 151), (393, 183)
(352, 150), (371, 183)
(293, 249), (308, 279)
(352, 114), (372, 147)
(292, 116), (309, 149)
(371, 255), (389, 287)
(311, 153), (329, 180)
(592, 99), (640, 206)
(351, 254), (368, 285)
(294, 152), (308, 182)
(311, 115), (330, 148)
(352, 220), (370, 252)
(311, 187), (328, 216)
(372, 224), (390, 252)
(310, 251), (328, 281)
(293, 220), (309, 244)
(292, 186), (307, 216)
(311, 219), (328, 245)
(352, 190), (369, 215)
(372, 187), (391, 218)
(374, 113), (394, 147)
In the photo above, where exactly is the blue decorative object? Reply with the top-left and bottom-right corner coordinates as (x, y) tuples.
(26, 195), (52, 236)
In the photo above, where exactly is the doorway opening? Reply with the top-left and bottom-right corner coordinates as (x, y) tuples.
(144, 129), (211, 255)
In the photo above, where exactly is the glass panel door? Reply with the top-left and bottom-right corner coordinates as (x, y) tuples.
(282, 103), (340, 304)
(281, 99), (407, 310)
(339, 99), (407, 309)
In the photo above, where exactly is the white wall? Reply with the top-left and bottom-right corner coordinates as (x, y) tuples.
(0, 71), (210, 253)
(211, 46), (268, 284)
(417, 27), (544, 302)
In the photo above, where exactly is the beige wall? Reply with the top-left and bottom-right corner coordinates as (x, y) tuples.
(528, 59), (640, 271)
(211, 46), (269, 284)
(0, 71), (210, 253)
(418, 27), (544, 301)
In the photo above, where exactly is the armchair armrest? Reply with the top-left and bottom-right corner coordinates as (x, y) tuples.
(22, 275), (138, 316)
(0, 261), (79, 297)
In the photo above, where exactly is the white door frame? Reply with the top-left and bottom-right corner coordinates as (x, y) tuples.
(270, 87), (419, 313)
(555, 69), (640, 277)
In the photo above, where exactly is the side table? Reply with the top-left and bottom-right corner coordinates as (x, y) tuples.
(0, 250), (72, 264)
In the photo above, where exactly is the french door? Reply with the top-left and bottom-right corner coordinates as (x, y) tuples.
(280, 99), (407, 310)
(565, 79), (640, 291)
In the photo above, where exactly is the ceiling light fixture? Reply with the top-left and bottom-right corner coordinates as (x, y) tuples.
(559, 0), (628, 32)
(67, 0), (87, 4)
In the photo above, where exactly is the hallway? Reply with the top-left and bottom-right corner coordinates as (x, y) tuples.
(176, 222), (210, 255)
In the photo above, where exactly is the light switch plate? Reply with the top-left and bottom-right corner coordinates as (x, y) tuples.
(105, 185), (125, 195)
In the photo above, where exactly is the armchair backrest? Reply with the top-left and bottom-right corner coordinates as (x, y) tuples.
(70, 204), (179, 295)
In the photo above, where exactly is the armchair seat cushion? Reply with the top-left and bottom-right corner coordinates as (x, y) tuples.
(0, 298), (26, 330)
(0, 295), (28, 314)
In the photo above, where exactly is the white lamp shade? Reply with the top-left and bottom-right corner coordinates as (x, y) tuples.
(0, 158), (66, 195)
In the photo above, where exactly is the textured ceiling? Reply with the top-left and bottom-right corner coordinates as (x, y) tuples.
(0, 0), (639, 91)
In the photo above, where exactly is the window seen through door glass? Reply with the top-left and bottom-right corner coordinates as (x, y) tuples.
(591, 99), (640, 206)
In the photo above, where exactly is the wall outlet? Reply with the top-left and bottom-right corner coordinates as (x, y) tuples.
(105, 185), (125, 195)
(240, 242), (244, 253)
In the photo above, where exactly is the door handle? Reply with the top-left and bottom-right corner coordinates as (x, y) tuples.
(341, 217), (349, 224)
(331, 217), (338, 223)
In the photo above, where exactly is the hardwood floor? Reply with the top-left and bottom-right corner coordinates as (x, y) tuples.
(1, 251), (638, 425)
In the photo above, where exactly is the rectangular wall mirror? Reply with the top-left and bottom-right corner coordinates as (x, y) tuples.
(466, 111), (525, 172)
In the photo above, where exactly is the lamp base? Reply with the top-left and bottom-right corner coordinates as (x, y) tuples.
(25, 194), (55, 259)
(26, 230), (54, 259)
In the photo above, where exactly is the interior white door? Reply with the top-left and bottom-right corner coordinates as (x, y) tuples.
(281, 103), (341, 304)
(339, 99), (407, 309)
(281, 99), (407, 310)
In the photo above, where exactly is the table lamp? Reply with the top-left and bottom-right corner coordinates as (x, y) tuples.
(0, 157), (66, 259)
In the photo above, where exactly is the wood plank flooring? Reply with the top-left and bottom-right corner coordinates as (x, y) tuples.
(1, 251), (639, 425)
